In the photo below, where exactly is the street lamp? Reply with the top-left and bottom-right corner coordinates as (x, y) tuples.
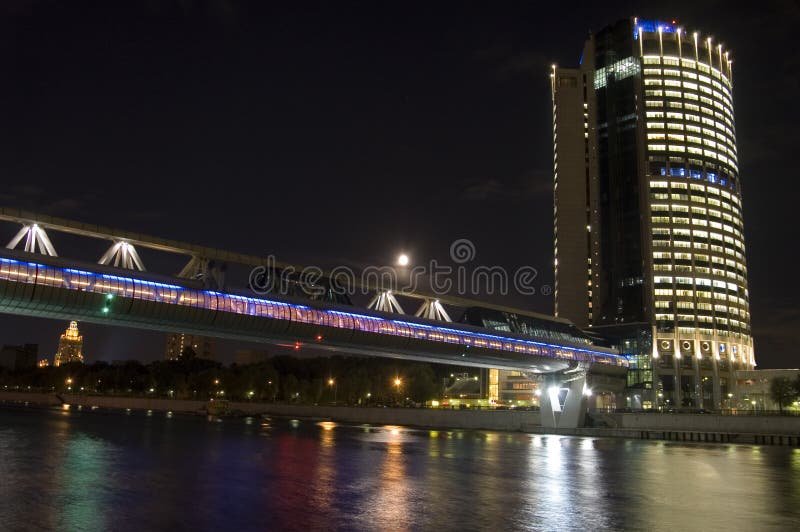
(397, 254), (409, 266)
(393, 377), (402, 406)
(328, 378), (337, 404)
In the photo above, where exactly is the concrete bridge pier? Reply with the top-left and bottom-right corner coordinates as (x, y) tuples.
(539, 372), (589, 429)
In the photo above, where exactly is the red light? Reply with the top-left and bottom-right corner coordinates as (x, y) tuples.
(294, 342), (301, 350)
(672, 20), (677, 24)
(316, 335), (323, 341)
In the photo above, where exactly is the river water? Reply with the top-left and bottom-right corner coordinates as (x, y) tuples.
(0, 405), (798, 531)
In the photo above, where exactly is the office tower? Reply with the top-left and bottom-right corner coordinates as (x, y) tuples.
(551, 18), (754, 409)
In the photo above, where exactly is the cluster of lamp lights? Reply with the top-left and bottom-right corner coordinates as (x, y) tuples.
(0, 257), (627, 367)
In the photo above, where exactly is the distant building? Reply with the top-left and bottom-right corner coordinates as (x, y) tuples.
(53, 321), (84, 366)
(234, 349), (270, 366)
(37, 359), (49, 368)
(732, 369), (800, 411)
(0, 344), (38, 370)
(165, 333), (214, 360)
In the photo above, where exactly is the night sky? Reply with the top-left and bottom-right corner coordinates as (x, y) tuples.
(1, 1), (797, 368)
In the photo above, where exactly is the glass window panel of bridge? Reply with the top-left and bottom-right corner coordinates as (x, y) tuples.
(392, 322), (412, 338)
(0, 260), (15, 280)
(412, 324), (432, 339)
(351, 315), (376, 333)
(443, 331), (461, 344)
(311, 308), (329, 325)
(264, 301), (286, 320)
(376, 321), (396, 335)
(6, 261), (32, 281)
(219, 295), (244, 315)
(291, 306), (309, 323)
(205, 292), (220, 311)
(426, 328), (444, 342)
(155, 286), (180, 304)
(120, 278), (137, 298)
(133, 281), (160, 302)
(327, 311), (351, 329)
(38, 266), (63, 287)
(70, 272), (92, 290)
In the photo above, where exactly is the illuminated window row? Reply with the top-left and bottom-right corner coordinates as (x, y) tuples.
(640, 55), (732, 90)
(645, 108), (736, 142)
(642, 80), (734, 121)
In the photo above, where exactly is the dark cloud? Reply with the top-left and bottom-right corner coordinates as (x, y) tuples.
(459, 169), (552, 202)
(0, 186), (89, 217)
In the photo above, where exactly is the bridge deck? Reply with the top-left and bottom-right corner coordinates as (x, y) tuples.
(0, 253), (626, 373)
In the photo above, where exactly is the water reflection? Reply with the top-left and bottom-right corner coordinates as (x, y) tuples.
(374, 428), (409, 529)
(1, 406), (799, 531)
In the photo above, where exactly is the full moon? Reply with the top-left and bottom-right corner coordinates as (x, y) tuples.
(397, 254), (409, 266)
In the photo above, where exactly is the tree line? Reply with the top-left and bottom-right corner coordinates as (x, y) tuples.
(0, 352), (461, 405)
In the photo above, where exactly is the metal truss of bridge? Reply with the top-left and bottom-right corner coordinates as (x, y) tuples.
(0, 208), (627, 386)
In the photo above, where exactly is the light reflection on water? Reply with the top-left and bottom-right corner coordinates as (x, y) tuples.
(0, 406), (799, 531)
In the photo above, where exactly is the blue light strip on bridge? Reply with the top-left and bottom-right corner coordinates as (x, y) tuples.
(0, 257), (627, 366)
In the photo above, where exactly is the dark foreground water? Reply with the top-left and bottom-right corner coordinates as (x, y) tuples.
(0, 406), (799, 531)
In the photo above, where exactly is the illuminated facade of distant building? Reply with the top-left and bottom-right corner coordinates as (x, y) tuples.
(165, 333), (214, 360)
(53, 321), (84, 366)
(551, 17), (754, 409)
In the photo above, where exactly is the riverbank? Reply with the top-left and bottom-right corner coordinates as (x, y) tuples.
(3, 391), (799, 444)
(0, 391), (541, 432)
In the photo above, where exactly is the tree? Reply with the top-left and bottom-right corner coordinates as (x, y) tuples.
(180, 346), (197, 360)
(769, 377), (796, 413)
(406, 364), (439, 404)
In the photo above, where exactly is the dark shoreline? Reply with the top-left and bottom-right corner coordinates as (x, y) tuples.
(3, 391), (800, 446)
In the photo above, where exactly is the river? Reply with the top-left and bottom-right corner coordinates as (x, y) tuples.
(0, 405), (798, 531)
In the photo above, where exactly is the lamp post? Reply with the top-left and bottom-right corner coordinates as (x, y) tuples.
(267, 380), (275, 402)
(328, 378), (337, 404)
(394, 377), (402, 406)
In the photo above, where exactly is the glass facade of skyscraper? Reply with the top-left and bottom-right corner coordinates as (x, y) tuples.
(551, 18), (754, 410)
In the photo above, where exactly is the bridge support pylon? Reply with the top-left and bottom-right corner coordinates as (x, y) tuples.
(539, 371), (589, 429)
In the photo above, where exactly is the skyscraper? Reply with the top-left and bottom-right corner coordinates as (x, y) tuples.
(551, 18), (754, 409)
(53, 321), (84, 366)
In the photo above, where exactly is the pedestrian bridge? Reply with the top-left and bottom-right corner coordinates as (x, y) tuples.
(0, 208), (627, 382)
(0, 251), (627, 374)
